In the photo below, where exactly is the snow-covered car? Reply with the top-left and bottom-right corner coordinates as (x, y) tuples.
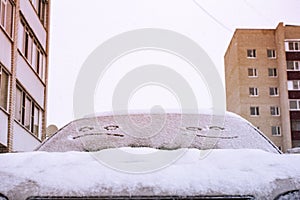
(287, 147), (300, 154)
(0, 112), (300, 200)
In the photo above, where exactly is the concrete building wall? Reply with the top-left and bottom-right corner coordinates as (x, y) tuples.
(225, 33), (241, 114)
(13, 122), (41, 151)
(0, 0), (50, 152)
(0, 31), (12, 72)
(16, 53), (45, 108)
(225, 23), (300, 152)
(19, 0), (47, 49)
(275, 23), (292, 151)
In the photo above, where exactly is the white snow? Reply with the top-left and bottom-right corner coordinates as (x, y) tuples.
(37, 112), (280, 153)
(0, 148), (300, 198)
(84, 108), (223, 118)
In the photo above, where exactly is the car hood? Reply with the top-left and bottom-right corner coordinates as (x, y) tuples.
(0, 148), (300, 199)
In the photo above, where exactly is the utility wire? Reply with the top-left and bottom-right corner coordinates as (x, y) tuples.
(243, 0), (274, 24)
(192, 0), (233, 33)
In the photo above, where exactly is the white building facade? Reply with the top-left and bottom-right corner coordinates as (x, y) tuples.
(0, 0), (50, 152)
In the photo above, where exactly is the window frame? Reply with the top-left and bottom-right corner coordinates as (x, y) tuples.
(0, 0), (13, 38)
(289, 99), (300, 111)
(288, 80), (300, 91)
(248, 68), (257, 77)
(19, 19), (46, 81)
(287, 61), (300, 71)
(271, 126), (281, 136)
(270, 106), (280, 116)
(268, 68), (278, 77)
(267, 49), (276, 58)
(249, 87), (259, 97)
(250, 106), (260, 116)
(23, 95), (32, 130)
(15, 84), (42, 137)
(0, 0), (7, 29)
(247, 49), (256, 58)
(287, 41), (300, 51)
(0, 66), (9, 111)
(15, 85), (22, 122)
(269, 87), (279, 96)
(29, 0), (47, 27)
(32, 104), (40, 136)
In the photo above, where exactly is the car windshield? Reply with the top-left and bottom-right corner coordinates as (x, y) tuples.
(37, 112), (280, 154)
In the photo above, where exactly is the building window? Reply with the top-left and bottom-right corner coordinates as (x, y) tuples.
(0, 66), (9, 110)
(269, 87), (279, 96)
(24, 95), (31, 130)
(291, 120), (300, 131)
(270, 106), (280, 116)
(29, 0), (47, 26)
(271, 126), (281, 136)
(15, 86), (22, 121)
(24, 29), (33, 63)
(15, 85), (41, 137)
(0, 0), (13, 37)
(268, 68), (277, 77)
(288, 80), (300, 90)
(250, 106), (259, 116)
(267, 49), (276, 58)
(247, 49), (256, 58)
(249, 87), (258, 96)
(288, 41), (300, 51)
(289, 100), (300, 111)
(248, 68), (257, 77)
(32, 104), (40, 135)
(287, 61), (300, 71)
(19, 20), (45, 80)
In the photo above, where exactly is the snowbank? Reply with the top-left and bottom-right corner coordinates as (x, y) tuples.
(0, 148), (300, 199)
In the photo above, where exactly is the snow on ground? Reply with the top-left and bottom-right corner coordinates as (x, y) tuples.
(0, 148), (300, 198)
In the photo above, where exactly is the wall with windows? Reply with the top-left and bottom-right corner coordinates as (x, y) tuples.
(0, 0), (50, 152)
(285, 40), (300, 52)
(19, 0), (47, 49)
(0, 0), (12, 150)
(0, 0), (13, 38)
(285, 36), (300, 147)
(225, 23), (300, 151)
(15, 85), (42, 138)
(225, 28), (284, 149)
(16, 53), (45, 108)
(18, 19), (46, 82)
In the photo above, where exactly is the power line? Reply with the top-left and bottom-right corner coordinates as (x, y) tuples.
(243, 0), (274, 24)
(192, 0), (233, 33)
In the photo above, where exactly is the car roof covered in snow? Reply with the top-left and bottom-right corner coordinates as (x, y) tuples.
(37, 111), (280, 153)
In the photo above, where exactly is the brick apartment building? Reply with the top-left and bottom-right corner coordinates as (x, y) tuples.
(0, 0), (50, 152)
(225, 22), (300, 152)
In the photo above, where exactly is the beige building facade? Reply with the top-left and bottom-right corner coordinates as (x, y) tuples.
(0, 0), (50, 152)
(225, 23), (300, 152)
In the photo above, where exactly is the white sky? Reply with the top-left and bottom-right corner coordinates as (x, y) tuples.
(48, 0), (300, 128)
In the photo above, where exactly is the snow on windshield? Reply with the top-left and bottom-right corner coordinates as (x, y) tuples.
(37, 112), (279, 153)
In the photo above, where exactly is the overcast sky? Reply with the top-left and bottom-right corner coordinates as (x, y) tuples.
(48, 0), (300, 128)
